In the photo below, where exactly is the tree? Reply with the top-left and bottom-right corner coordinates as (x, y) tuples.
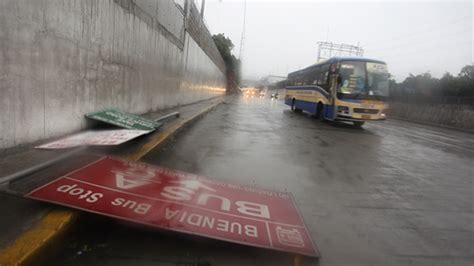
(457, 65), (474, 97)
(394, 64), (474, 99)
(439, 72), (458, 96)
(212, 33), (234, 64)
(458, 65), (474, 79)
(399, 72), (440, 96)
(212, 33), (241, 93)
(388, 77), (399, 96)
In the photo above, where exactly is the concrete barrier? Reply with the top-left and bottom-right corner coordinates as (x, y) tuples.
(389, 102), (474, 131)
(0, 0), (226, 149)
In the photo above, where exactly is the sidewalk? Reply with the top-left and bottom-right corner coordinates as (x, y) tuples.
(0, 96), (224, 265)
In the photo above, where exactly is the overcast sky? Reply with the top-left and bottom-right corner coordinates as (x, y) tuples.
(202, 0), (473, 82)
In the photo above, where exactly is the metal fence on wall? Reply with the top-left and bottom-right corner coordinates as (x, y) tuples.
(389, 95), (474, 106)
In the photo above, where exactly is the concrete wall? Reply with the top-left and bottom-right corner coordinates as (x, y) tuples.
(389, 102), (474, 131)
(0, 0), (226, 149)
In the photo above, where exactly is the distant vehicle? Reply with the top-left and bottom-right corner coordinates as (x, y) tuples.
(271, 93), (279, 99)
(244, 89), (256, 98)
(285, 56), (389, 127)
(259, 91), (265, 98)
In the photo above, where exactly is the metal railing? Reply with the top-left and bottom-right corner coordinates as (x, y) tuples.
(389, 95), (474, 106)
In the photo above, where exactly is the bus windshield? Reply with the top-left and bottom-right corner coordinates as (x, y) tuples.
(337, 61), (389, 99)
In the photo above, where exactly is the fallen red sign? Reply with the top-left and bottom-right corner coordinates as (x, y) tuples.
(27, 157), (319, 257)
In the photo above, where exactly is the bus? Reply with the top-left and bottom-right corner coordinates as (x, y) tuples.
(285, 56), (389, 127)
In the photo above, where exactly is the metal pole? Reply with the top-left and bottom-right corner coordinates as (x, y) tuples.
(200, 0), (206, 18)
(0, 146), (86, 186)
(239, 0), (247, 61)
(154, 112), (181, 123)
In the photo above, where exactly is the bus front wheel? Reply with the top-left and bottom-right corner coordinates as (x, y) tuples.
(353, 121), (365, 127)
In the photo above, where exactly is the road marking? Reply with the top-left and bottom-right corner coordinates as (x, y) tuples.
(0, 99), (223, 266)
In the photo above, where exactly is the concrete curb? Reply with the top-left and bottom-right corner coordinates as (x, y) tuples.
(0, 210), (77, 266)
(127, 100), (223, 161)
(0, 100), (223, 266)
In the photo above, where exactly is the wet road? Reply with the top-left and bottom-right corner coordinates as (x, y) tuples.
(50, 96), (473, 265)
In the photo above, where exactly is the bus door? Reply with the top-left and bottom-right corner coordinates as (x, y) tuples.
(325, 64), (339, 121)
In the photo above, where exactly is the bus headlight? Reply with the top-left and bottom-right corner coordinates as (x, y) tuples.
(337, 106), (349, 114)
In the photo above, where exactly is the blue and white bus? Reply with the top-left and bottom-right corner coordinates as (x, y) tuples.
(285, 57), (389, 127)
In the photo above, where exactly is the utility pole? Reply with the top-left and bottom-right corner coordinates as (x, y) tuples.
(239, 0), (247, 61)
(200, 0), (206, 18)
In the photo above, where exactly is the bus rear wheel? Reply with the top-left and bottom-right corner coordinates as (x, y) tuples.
(291, 99), (302, 113)
(353, 121), (365, 127)
(316, 102), (324, 121)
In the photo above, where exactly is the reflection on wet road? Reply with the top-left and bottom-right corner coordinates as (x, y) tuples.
(51, 96), (474, 265)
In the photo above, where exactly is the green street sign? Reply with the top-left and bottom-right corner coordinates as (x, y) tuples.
(86, 109), (162, 131)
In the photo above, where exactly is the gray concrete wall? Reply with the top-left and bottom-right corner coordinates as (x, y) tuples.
(389, 102), (474, 131)
(0, 0), (226, 149)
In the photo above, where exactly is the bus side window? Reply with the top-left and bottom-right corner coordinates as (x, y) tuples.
(312, 67), (320, 85)
(294, 74), (302, 86)
(303, 69), (309, 85)
(317, 72), (324, 86)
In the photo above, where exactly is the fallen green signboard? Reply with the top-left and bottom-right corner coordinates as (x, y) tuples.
(86, 109), (162, 131)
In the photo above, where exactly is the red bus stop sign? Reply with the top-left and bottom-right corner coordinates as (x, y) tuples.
(27, 157), (319, 257)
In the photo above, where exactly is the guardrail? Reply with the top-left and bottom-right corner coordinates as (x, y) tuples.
(388, 95), (474, 106)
